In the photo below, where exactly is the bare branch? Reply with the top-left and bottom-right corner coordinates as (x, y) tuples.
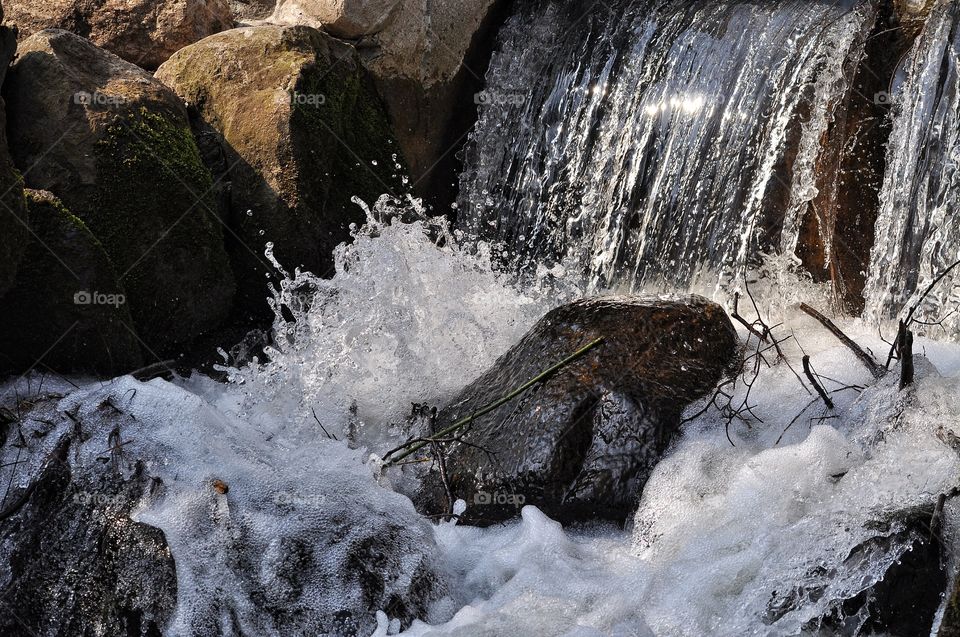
(799, 303), (884, 379)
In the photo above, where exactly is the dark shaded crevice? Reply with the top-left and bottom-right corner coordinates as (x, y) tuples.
(795, 0), (924, 313)
(552, 395), (598, 504)
(404, 0), (517, 217)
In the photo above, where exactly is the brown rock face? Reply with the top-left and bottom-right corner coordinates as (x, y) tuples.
(794, 1), (932, 312)
(230, 0), (276, 21)
(4, 0), (234, 69)
(406, 295), (741, 525)
(3, 29), (236, 355)
(360, 0), (507, 207)
(156, 25), (406, 315)
(272, 0), (402, 38)
(269, 0), (509, 207)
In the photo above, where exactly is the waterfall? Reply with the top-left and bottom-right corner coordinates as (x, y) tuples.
(863, 0), (960, 334)
(458, 0), (875, 292)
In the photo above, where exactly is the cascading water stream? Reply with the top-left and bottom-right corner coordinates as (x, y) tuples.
(6, 1), (960, 635)
(458, 0), (874, 293)
(864, 0), (960, 335)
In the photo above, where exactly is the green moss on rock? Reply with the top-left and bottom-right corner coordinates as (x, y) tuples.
(84, 106), (236, 350)
(156, 25), (408, 315)
(3, 30), (237, 354)
(0, 190), (143, 375)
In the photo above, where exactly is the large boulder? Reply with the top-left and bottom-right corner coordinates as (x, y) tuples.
(403, 295), (741, 525)
(231, 0), (276, 21)
(0, 191), (143, 375)
(4, 0), (234, 69)
(273, 0), (402, 38)
(271, 0), (506, 206)
(156, 25), (406, 313)
(0, 12), (26, 299)
(3, 30), (236, 355)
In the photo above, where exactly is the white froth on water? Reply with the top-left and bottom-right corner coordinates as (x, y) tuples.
(3, 201), (960, 636)
(395, 308), (960, 636)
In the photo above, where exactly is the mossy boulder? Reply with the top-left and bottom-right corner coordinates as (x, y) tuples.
(155, 25), (406, 314)
(4, 0), (234, 70)
(0, 190), (143, 375)
(3, 29), (236, 354)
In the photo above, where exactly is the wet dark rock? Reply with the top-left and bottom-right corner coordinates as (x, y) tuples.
(407, 295), (741, 526)
(0, 402), (177, 637)
(3, 29), (236, 355)
(940, 569), (960, 636)
(0, 15), (26, 300)
(0, 190), (143, 375)
(0, 385), (445, 636)
(771, 513), (947, 636)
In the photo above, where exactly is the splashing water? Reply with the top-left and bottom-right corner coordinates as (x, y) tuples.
(218, 196), (568, 444)
(458, 0), (873, 293)
(390, 305), (960, 636)
(2, 195), (960, 635)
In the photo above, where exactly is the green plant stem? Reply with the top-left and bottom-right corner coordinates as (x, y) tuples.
(383, 336), (606, 467)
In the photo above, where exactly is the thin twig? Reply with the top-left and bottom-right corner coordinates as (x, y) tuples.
(885, 258), (960, 369)
(311, 408), (338, 440)
(802, 355), (834, 410)
(799, 303), (884, 379)
(383, 336), (606, 466)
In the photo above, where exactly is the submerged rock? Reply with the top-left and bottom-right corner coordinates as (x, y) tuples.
(0, 395), (177, 636)
(0, 190), (143, 375)
(405, 295), (740, 525)
(155, 25), (406, 316)
(4, 0), (234, 69)
(0, 377), (444, 635)
(3, 29), (236, 355)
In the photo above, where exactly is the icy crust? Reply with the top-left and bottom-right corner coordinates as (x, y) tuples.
(0, 375), (446, 636)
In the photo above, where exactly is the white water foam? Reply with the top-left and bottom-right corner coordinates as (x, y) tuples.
(2, 201), (959, 636)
